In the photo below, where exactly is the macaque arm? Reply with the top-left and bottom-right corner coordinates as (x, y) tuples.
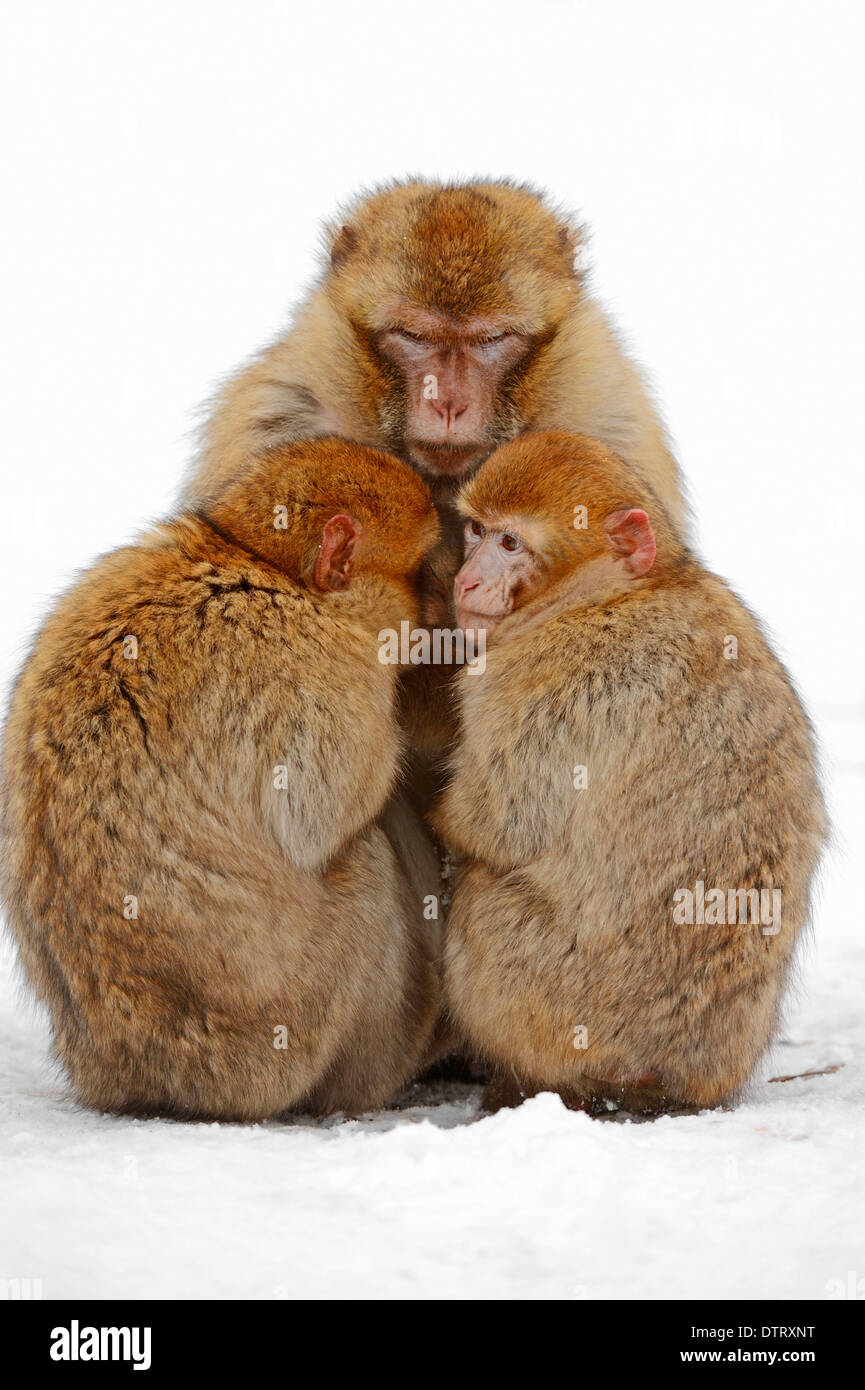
(255, 637), (403, 874)
(439, 658), (579, 867)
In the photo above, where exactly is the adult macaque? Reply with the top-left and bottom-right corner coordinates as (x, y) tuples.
(0, 439), (442, 1120)
(436, 432), (826, 1113)
(186, 180), (687, 754)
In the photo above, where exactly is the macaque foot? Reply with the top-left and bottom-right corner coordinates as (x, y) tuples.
(480, 1071), (698, 1118)
(578, 1070), (705, 1117)
(578, 1069), (668, 1115)
(481, 1070), (537, 1113)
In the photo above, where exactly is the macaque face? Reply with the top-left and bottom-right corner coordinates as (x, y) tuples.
(376, 309), (531, 481)
(453, 518), (544, 633)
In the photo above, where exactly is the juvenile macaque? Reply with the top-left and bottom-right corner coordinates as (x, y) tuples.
(187, 180), (687, 754)
(436, 432), (827, 1113)
(0, 439), (443, 1120)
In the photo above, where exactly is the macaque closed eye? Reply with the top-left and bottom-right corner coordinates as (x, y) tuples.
(372, 315), (533, 480)
(476, 333), (510, 346)
(392, 329), (427, 345)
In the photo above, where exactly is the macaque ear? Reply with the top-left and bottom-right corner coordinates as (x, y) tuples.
(314, 515), (363, 591)
(604, 508), (656, 577)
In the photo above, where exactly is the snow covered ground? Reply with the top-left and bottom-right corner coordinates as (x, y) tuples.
(0, 711), (861, 1301)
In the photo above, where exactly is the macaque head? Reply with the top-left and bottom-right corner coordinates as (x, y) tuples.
(324, 181), (584, 484)
(209, 437), (439, 596)
(454, 431), (682, 635)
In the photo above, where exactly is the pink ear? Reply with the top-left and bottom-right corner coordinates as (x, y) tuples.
(314, 514), (362, 591)
(604, 508), (656, 577)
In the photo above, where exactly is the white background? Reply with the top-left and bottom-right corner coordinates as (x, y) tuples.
(1, 0), (863, 713)
(1, 1), (863, 1302)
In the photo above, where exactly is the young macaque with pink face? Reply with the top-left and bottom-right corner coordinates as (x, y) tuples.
(436, 431), (826, 1114)
(455, 489), (655, 637)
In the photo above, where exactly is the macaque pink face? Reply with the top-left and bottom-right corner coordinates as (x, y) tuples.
(453, 518), (544, 633)
(376, 309), (531, 481)
(453, 504), (657, 634)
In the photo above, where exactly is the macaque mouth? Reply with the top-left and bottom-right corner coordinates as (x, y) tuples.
(409, 442), (487, 475)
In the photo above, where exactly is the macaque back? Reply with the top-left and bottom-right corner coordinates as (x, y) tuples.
(1, 439), (442, 1119)
(438, 433), (827, 1112)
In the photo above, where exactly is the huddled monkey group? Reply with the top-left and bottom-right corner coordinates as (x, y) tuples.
(0, 181), (826, 1120)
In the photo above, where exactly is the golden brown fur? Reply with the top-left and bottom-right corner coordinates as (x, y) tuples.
(188, 181), (683, 523)
(184, 180), (687, 756)
(436, 432), (827, 1112)
(0, 438), (443, 1120)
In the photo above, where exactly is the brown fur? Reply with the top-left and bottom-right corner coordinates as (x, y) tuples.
(0, 438), (443, 1120)
(184, 180), (687, 755)
(436, 432), (827, 1112)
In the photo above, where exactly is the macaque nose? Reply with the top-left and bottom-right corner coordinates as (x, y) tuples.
(430, 394), (467, 428)
(454, 571), (479, 604)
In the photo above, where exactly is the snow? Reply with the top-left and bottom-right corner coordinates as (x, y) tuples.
(0, 714), (861, 1300)
(1, 1), (864, 1300)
